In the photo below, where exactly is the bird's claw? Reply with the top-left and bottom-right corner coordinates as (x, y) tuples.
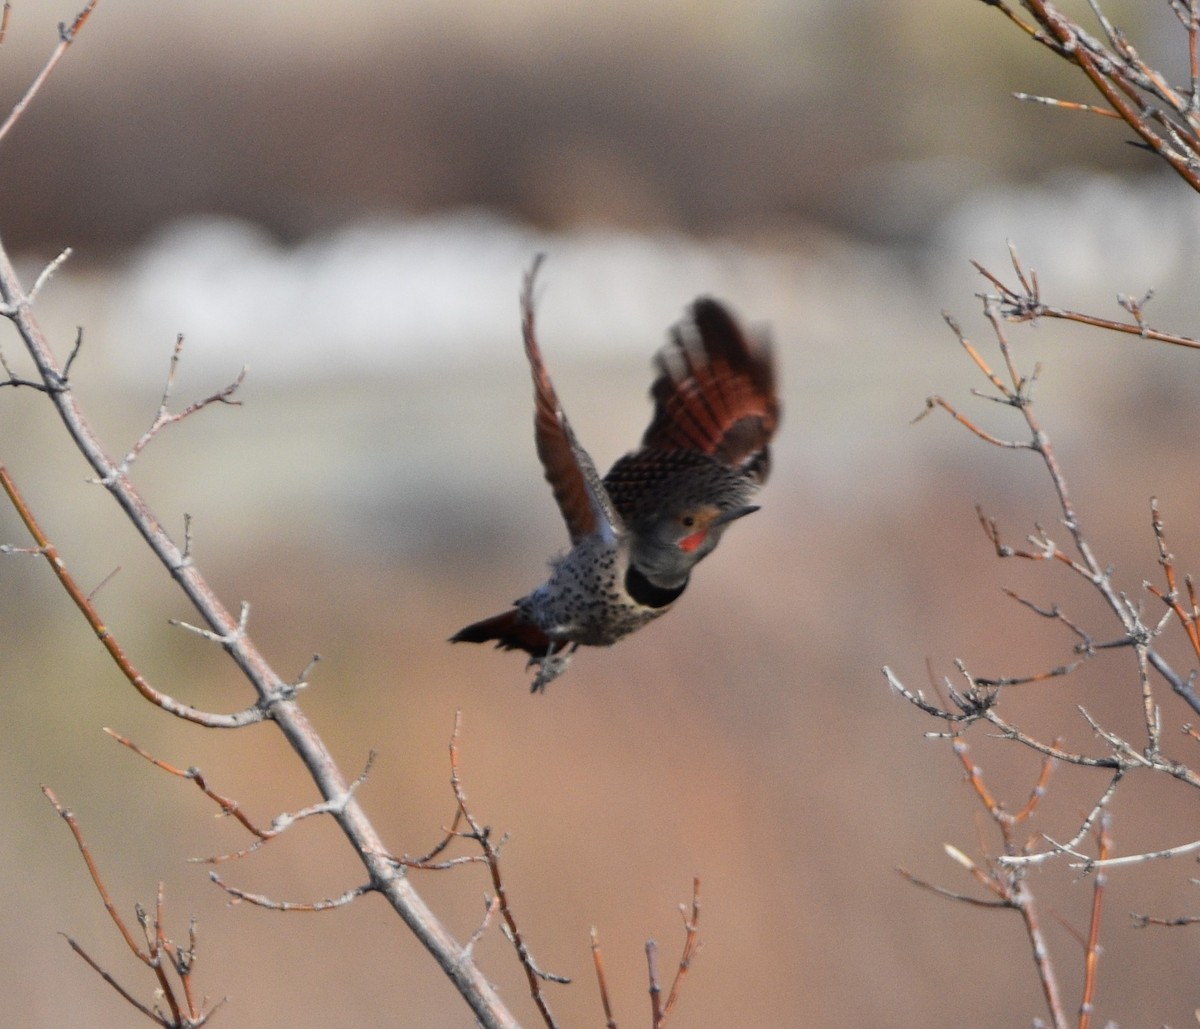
(527, 643), (575, 693)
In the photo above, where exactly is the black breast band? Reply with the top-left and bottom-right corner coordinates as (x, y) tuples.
(625, 565), (688, 608)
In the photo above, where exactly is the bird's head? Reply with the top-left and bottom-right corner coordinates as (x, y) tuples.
(631, 502), (759, 588)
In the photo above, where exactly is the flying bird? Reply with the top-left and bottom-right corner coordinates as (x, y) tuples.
(452, 257), (780, 691)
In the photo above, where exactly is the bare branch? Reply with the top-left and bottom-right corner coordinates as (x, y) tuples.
(43, 786), (224, 1026)
(984, 0), (1200, 191)
(103, 729), (376, 865)
(210, 875), (372, 912)
(0, 194), (518, 1029)
(999, 770), (1125, 868)
(117, 335), (246, 475)
(60, 935), (168, 1026)
(590, 928), (619, 1029)
(27, 246), (72, 304)
(0, 1), (100, 147)
(448, 712), (567, 1026)
(646, 939), (663, 1029)
(0, 464), (266, 728)
(660, 877), (701, 1024)
(42, 785), (148, 962)
(1078, 816), (1110, 1029)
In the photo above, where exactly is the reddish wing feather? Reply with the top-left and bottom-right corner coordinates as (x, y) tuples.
(642, 298), (779, 472)
(521, 258), (600, 545)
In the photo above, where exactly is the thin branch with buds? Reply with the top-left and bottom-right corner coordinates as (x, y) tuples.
(659, 878), (701, 1025)
(885, 4), (1200, 1023)
(0, 1), (99, 147)
(0, 63), (520, 1029)
(588, 878), (701, 1029)
(0, 463), (267, 728)
(981, 0), (1200, 193)
(972, 243), (1200, 351)
(447, 712), (568, 1028)
(210, 875), (372, 913)
(42, 785), (225, 1028)
(590, 928), (619, 1029)
(897, 741), (1069, 1029)
(103, 728), (375, 864)
(890, 234), (1200, 1021)
(114, 335), (245, 477)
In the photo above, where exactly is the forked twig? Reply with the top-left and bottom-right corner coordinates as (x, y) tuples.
(104, 728), (375, 864)
(660, 877), (701, 1023)
(589, 878), (701, 1029)
(898, 741), (1068, 1028)
(42, 785), (224, 1027)
(0, 463), (266, 728)
(974, 245), (1200, 351)
(981, 0), (1200, 192)
(116, 335), (246, 476)
(448, 712), (567, 1028)
(0, 1), (99, 147)
(0, 238), (518, 1024)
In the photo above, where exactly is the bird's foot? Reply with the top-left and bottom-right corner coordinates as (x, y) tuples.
(527, 642), (576, 693)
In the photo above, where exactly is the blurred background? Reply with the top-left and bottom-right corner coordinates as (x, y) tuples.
(4, 1), (1200, 1025)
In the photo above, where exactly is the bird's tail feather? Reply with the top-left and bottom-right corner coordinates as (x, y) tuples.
(450, 610), (551, 656)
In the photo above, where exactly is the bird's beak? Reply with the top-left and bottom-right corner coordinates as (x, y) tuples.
(713, 505), (760, 528)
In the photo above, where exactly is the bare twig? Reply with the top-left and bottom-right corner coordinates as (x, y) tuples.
(660, 877), (701, 1023)
(210, 875), (372, 912)
(0, 1), (100, 147)
(42, 786), (224, 1027)
(898, 742), (1069, 1028)
(590, 928), (619, 1029)
(999, 770), (1124, 868)
(105, 728), (273, 842)
(116, 335), (245, 475)
(0, 464), (266, 728)
(981, 0), (1200, 192)
(1012, 91), (1122, 118)
(448, 712), (567, 1027)
(646, 939), (663, 1029)
(0, 175), (518, 1029)
(104, 728), (375, 864)
(974, 249), (1200, 351)
(1078, 815), (1111, 1029)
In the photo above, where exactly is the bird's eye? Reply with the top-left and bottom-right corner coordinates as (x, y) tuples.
(680, 515), (695, 528)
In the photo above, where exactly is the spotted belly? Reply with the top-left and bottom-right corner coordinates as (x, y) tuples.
(517, 536), (670, 647)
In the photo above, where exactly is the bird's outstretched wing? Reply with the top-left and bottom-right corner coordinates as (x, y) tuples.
(640, 297), (780, 481)
(522, 256), (623, 545)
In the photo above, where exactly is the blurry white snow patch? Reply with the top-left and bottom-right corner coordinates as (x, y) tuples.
(932, 172), (1200, 321)
(109, 211), (822, 387)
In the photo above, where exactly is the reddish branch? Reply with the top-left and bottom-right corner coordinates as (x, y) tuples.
(42, 785), (224, 1027)
(887, 5), (1200, 1023)
(590, 928), (619, 1029)
(1078, 815), (1111, 1029)
(0, 0), (99, 146)
(104, 728), (380, 865)
(983, 0), (1200, 193)
(0, 10), (517, 1023)
(590, 879), (701, 1029)
(971, 248), (1200, 352)
(447, 713), (568, 1028)
(900, 742), (1071, 1028)
(0, 464), (266, 727)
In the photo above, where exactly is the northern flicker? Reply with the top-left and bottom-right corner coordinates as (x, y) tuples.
(451, 257), (780, 691)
